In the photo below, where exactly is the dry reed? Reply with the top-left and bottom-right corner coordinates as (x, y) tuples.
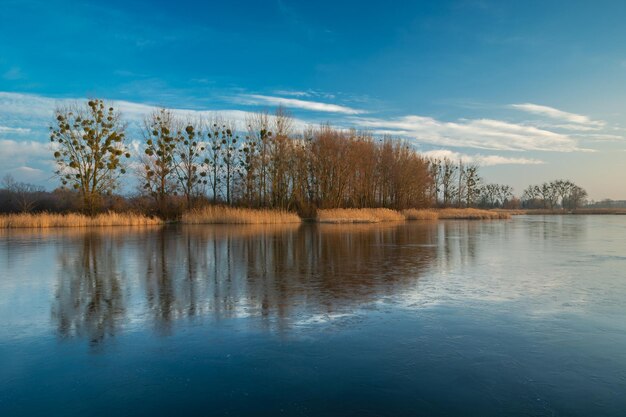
(0, 212), (163, 228)
(402, 209), (439, 220)
(182, 206), (302, 224)
(316, 208), (405, 223)
(492, 209), (526, 215)
(436, 208), (511, 220)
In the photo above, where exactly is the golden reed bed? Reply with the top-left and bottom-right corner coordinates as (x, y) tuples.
(435, 208), (511, 220)
(318, 208), (511, 223)
(0, 207), (512, 229)
(182, 206), (302, 224)
(316, 208), (405, 223)
(0, 212), (163, 228)
(404, 208), (510, 220)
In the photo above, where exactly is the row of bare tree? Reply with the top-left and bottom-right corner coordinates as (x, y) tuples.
(521, 180), (588, 209)
(1, 98), (589, 215)
(48, 99), (432, 216)
(428, 157), (482, 207)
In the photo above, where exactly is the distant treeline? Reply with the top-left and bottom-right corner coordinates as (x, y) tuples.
(521, 180), (588, 210)
(0, 98), (590, 217)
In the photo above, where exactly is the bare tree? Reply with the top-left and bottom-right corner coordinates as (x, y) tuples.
(496, 184), (513, 207)
(1, 174), (44, 212)
(481, 183), (499, 208)
(246, 111), (272, 206)
(205, 119), (224, 203)
(270, 106), (294, 209)
(441, 158), (457, 207)
(464, 163), (481, 207)
(174, 120), (207, 208)
(140, 109), (178, 213)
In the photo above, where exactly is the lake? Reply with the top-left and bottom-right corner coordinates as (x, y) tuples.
(1, 216), (625, 416)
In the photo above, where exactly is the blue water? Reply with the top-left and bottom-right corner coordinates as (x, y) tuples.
(1, 216), (625, 416)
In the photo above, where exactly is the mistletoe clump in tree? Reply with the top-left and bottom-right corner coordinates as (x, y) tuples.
(141, 109), (178, 214)
(174, 121), (208, 208)
(50, 99), (130, 215)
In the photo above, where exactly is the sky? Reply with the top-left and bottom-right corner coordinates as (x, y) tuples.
(1, 0), (625, 200)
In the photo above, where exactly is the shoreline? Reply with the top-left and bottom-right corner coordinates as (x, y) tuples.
(1, 207), (623, 229)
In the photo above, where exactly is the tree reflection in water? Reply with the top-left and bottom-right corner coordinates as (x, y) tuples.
(52, 231), (126, 348)
(51, 222), (450, 346)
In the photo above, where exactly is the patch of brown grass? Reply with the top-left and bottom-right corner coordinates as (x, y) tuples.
(316, 208), (405, 223)
(492, 209), (527, 215)
(182, 206), (302, 224)
(402, 209), (439, 220)
(0, 212), (163, 228)
(436, 208), (511, 220)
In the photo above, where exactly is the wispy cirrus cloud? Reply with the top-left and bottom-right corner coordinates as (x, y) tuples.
(272, 90), (312, 97)
(0, 126), (31, 134)
(0, 91), (611, 188)
(351, 115), (585, 152)
(421, 149), (544, 166)
(510, 103), (604, 128)
(0, 92), (312, 133)
(231, 94), (365, 115)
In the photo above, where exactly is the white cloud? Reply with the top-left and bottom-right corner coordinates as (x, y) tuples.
(232, 94), (365, 115)
(0, 126), (30, 134)
(0, 91), (609, 190)
(9, 166), (47, 182)
(510, 103), (604, 128)
(421, 149), (544, 166)
(0, 91), (313, 134)
(571, 133), (624, 141)
(353, 115), (582, 152)
(0, 140), (54, 183)
(0, 139), (51, 162)
(272, 90), (311, 97)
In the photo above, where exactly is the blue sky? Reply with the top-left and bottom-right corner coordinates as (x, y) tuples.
(1, 0), (625, 199)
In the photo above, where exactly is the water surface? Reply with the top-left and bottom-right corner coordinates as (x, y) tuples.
(1, 216), (625, 416)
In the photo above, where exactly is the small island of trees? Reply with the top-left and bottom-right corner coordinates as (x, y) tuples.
(0, 98), (600, 227)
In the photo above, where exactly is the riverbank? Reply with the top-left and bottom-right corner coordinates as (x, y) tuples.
(0, 212), (163, 228)
(0, 207), (516, 228)
(182, 206), (302, 224)
(317, 208), (510, 223)
(17, 207), (618, 229)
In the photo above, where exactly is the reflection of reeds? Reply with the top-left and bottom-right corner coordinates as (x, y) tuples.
(0, 225), (162, 240)
(182, 223), (302, 239)
(317, 208), (405, 223)
(182, 206), (302, 224)
(0, 212), (163, 228)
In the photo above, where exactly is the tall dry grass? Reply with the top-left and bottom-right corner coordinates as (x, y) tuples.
(436, 208), (511, 220)
(0, 212), (163, 228)
(402, 209), (439, 220)
(492, 209), (526, 215)
(316, 208), (405, 223)
(403, 208), (509, 220)
(182, 206), (302, 224)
